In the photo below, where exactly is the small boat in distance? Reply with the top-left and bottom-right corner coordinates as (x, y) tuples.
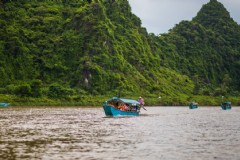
(189, 102), (198, 109)
(0, 102), (10, 107)
(221, 102), (231, 110)
(103, 97), (141, 117)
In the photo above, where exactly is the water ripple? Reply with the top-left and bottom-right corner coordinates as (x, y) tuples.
(0, 107), (240, 159)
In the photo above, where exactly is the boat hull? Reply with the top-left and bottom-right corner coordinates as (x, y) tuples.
(0, 102), (10, 107)
(222, 107), (231, 110)
(189, 105), (198, 109)
(103, 105), (139, 117)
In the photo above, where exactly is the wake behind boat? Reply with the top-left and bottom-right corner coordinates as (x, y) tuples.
(103, 97), (142, 117)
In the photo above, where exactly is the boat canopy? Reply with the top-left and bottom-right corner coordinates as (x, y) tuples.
(222, 102), (231, 105)
(107, 97), (140, 105)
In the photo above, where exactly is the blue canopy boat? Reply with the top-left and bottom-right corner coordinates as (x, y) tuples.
(221, 102), (231, 110)
(103, 97), (141, 117)
(0, 102), (10, 107)
(189, 102), (198, 109)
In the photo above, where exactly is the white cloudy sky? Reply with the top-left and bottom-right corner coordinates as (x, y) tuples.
(128, 0), (240, 34)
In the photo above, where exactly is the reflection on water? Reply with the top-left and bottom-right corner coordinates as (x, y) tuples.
(0, 107), (240, 160)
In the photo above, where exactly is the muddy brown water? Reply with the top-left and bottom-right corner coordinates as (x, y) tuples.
(0, 107), (240, 160)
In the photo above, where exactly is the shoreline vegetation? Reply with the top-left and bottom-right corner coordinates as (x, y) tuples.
(1, 94), (239, 107)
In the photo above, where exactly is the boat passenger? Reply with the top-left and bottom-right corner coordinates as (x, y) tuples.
(119, 103), (128, 111)
(130, 104), (136, 111)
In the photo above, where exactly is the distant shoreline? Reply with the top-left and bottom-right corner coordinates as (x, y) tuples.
(3, 105), (239, 108)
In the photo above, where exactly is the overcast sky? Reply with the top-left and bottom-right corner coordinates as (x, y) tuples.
(128, 0), (240, 34)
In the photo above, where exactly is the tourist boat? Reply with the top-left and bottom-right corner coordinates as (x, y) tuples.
(0, 102), (10, 107)
(189, 102), (198, 109)
(221, 102), (231, 110)
(103, 97), (141, 117)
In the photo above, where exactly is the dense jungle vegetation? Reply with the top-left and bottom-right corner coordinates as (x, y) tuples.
(0, 0), (239, 106)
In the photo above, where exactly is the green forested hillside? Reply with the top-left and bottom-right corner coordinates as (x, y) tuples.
(0, 0), (239, 105)
(150, 0), (240, 98)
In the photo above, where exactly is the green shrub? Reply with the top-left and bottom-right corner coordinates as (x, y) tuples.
(15, 83), (32, 97)
(31, 80), (43, 97)
(5, 84), (17, 94)
(47, 83), (74, 99)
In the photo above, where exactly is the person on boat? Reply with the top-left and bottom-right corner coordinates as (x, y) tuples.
(137, 96), (147, 111)
(138, 97), (145, 106)
(117, 103), (128, 111)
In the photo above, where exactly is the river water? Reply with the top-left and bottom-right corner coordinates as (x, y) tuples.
(0, 107), (240, 160)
